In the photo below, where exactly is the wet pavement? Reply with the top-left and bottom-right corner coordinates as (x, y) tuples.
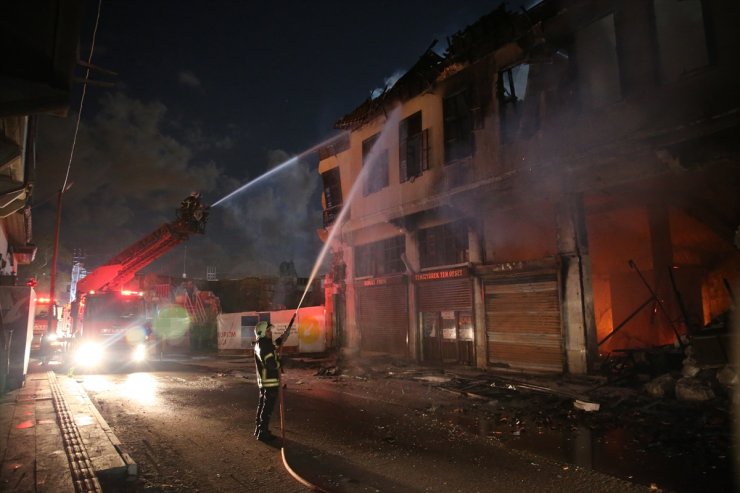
(311, 354), (737, 493)
(2, 352), (736, 492)
(0, 365), (135, 493)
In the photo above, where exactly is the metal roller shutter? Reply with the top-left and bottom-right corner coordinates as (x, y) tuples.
(417, 278), (472, 312)
(485, 272), (564, 373)
(357, 283), (408, 355)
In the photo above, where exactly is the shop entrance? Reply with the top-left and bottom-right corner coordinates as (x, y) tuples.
(421, 310), (474, 366)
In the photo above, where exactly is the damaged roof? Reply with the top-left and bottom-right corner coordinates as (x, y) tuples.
(335, 5), (535, 131)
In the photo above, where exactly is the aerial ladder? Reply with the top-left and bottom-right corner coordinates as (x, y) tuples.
(76, 194), (208, 295)
(69, 194), (209, 368)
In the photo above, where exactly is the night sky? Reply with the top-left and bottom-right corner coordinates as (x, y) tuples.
(29, 0), (526, 289)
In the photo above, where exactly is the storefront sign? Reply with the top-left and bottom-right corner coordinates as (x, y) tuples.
(362, 278), (387, 287)
(355, 275), (406, 287)
(414, 267), (468, 282)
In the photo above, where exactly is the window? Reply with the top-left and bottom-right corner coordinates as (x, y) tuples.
(399, 111), (428, 182)
(576, 14), (621, 108)
(654, 0), (710, 83)
(321, 167), (342, 209)
(418, 221), (469, 269)
(354, 236), (405, 278)
(497, 64), (531, 142)
(321, 167), (342, 226)
(362, 134), (389, 195)
(443, 89), (473, 164)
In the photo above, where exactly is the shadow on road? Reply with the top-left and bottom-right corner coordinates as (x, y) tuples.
(283, 439), (418, 493)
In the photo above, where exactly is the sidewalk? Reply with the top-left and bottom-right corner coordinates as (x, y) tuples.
(0, 370), (136, 493)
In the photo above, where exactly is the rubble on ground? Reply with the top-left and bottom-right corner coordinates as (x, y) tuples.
(319, 350), (732, 482)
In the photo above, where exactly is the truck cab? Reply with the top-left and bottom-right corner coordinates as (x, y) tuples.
(72, 290), (153, 368)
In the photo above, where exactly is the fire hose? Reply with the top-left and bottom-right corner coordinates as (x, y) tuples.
(276, 312), (331, 492)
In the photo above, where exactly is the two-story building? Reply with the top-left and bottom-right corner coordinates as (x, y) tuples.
(318, 0), (740, 375)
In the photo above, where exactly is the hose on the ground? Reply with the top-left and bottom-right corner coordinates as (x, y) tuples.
(279, 384), (331, 492)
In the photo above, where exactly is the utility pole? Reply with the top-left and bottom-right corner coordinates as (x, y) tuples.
(47, 188), (63, 334)
(48, 183), (72, 334)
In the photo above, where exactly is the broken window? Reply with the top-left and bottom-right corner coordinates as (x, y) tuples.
(399, 111), (429, 182)
(362, 133), (389, 195)
(443, 89), (473, 164)
(354, 235), (405, 277)
(575, 14), (621, 108)
(418, 221), (469, 269)
(654, 0), (710, 83)
(321, 167), (342, 227)
(497, 64), (530, 142)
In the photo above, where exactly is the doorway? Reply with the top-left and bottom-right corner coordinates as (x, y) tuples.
(421, 310), (474, 366)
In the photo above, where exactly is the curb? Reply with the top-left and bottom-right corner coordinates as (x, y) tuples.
(49, 372), (103, 493)
(50, 372), (137, 488)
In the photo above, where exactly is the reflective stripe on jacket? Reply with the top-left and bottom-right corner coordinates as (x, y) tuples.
(254, 337), (281, 388)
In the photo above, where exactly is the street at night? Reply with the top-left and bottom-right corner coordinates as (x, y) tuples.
(15, 352), (725, 493)
(2, 1), (740, 492)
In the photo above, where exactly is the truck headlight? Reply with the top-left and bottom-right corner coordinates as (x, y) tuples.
(76, 343), (103, 367)
(133, 344), (147, 362)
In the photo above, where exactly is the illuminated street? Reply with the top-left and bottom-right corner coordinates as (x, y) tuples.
(2, 2), (739, 492)
(41, 355), (718, 493)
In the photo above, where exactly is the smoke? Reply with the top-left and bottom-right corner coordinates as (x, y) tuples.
(32, 92), (305, 280)
(371, 69), (406, 99)
(215, 148), (323, 277)
(178, 70), (202, 88)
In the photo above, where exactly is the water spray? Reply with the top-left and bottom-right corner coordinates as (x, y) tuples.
(278, 109), (400, 491)
(292, 107), (402, 317)
(211, 132), (349, 208)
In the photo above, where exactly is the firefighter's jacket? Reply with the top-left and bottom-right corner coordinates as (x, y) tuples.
(253, 335), (285, 389)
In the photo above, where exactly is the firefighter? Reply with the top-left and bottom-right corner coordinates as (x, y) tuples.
(180, 192), (201, 221)
(253, 321), (289, 441)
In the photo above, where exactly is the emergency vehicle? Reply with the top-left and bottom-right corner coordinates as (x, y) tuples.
(69, 194), (209, 369)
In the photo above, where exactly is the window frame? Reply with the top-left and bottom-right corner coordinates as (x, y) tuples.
(362, 133), (389, 196)
(652, 0), (713, 84)
(575, 13), (622, 109)
(418, 221), (469, 269)
(443, 89), (474, 165)
(399, 111), (429, 182)
(354, 236), (406, 278)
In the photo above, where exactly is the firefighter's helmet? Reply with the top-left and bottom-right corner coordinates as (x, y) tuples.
(254, 321), (272, 338)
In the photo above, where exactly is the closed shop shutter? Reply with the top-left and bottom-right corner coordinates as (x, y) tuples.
(484, 272), (563, 373)
(357, 283), (408, 355)
(417, 278), (472, 312)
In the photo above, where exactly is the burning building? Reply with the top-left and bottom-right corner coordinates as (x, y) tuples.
(318, 0), (740, 375)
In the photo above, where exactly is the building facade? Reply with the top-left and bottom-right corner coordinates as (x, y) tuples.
(0, 0), (84, 285)
(319, 0), (740, 374)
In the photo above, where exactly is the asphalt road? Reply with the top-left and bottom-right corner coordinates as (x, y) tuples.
(77, 359), (652, 493)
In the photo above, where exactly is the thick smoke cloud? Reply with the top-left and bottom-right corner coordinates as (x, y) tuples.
(214, 149), (323, 278)
(33, 92), (323, 283)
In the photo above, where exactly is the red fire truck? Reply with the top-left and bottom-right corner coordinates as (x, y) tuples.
(69, 194), (208, 369)
(31, 295), (52, 353)
(29, 294), (69, 365)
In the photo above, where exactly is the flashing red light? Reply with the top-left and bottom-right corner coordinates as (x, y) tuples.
(37, 297), (51, 303)
(120, 290), (144, 297)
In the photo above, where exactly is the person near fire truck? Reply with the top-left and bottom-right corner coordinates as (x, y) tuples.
(252, 316), (294, 442)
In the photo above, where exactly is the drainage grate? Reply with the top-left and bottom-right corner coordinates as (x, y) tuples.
(48, 371), (103, 493)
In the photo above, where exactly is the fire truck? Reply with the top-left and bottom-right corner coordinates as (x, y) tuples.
(31, 295), (54, 353)
(69, 194), (209, 368)
(31, 295), (65, 363)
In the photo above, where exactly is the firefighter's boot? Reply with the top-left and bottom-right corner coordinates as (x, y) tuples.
(256, 428), (276, 442)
